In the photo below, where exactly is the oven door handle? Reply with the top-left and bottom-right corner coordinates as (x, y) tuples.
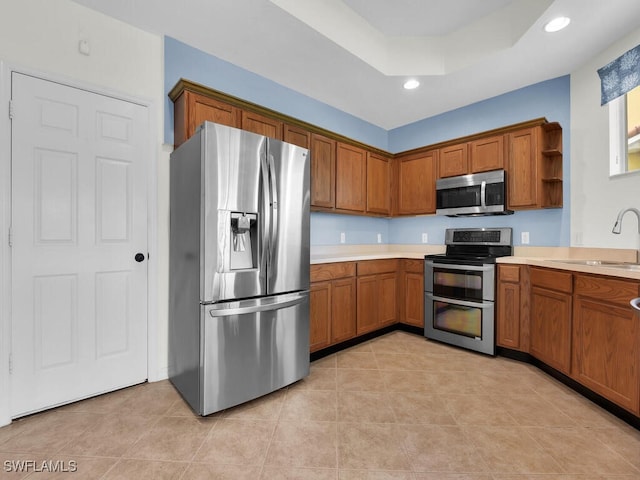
(428, 293), (493, 309)
(428, 262), (494, 273)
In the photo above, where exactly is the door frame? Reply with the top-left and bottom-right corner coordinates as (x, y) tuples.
(0, 61), (160, 427)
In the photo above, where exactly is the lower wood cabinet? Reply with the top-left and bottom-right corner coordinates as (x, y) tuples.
(400, 259), (424, 328)
(498, 263), (640, 417)
(310, 262), (356, 352)
(529, 267), (573, 375)
(356, 260), (398, 335)
(572, 274), (640, 415)
(497, 264), (524, 350)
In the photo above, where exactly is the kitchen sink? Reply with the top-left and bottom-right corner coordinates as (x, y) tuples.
(605, 264), (640, 271)
(548, 259), (625, 266)
(548, 259), (640, 270)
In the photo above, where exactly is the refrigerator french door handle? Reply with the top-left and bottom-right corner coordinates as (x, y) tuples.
(261, 153), (271, 269)
(207, 292), (307, 317)
(268, 152), (278, 263)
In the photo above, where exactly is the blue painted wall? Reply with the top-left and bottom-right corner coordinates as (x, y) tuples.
(164, 36), (571, 247)
(164, 37), (388, 149)
(388, 76), (571, 247)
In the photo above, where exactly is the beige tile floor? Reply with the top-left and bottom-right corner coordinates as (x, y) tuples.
(1, 331), (640, 479)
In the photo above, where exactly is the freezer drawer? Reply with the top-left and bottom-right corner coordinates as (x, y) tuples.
(200, 291), (310, 415)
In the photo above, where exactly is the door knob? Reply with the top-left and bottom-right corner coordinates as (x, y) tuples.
(135, 253), (146, 263)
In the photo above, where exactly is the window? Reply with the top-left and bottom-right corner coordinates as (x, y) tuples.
(609, 84), (640, 176)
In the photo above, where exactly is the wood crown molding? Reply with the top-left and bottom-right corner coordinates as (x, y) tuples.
(169, 78), (549, 158)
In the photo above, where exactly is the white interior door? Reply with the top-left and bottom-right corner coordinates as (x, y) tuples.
(10, 72), (149, 417)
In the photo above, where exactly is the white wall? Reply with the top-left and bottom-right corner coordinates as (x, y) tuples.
(571, 27), (640, 250)
(0, 0), (166, 427)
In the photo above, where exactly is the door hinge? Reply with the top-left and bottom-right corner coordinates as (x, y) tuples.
(8, 227), (12, 247)
(8, 100), (14, 119)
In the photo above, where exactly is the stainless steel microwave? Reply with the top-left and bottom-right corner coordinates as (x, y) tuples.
(436, 170), (512, 216)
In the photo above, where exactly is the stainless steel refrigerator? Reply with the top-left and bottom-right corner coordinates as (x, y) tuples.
(169, 121), (310, 416)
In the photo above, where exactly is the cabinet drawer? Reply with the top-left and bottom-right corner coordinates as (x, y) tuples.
(498, 264), (520, 282)
(574, 274), (640, 307)
(357, 259), (399, 276)
(310, 262), (356, 282)
(402, 259), (424, 273)
(530, 267), (572, 293)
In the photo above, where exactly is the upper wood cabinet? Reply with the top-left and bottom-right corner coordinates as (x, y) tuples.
(310, 134), (336, 209)
(173, 89), (241, 147)
(335, 143), (366, 212)
(470, 134), (505, 173)
(438, 143), (468, 178)
(241, 110), (283, 139)
(170, 80), (562, 217)
(396, 150), (437, 215)
(366, 152), (391, 215)
(283, 124), (311, 148)
(438, 135), (504, 179)
(507, 123), (563, 210)
(508, 127), (540, 209)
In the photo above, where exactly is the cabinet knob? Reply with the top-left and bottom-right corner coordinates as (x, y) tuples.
(631, 297), (640, 312)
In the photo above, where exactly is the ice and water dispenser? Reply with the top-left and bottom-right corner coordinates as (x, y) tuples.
(230, 212), (258, 270)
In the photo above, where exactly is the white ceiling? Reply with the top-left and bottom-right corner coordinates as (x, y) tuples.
(71, 0), (640, 130)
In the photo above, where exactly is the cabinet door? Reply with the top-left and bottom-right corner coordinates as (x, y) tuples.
(403, 271), (424, 328)
(174, 91), (240, 146)
(397, 150), (437, 214)
(378, 273), (397, 326)
(356, 275), (378, 335)
(310, 134), (336, 208)
(438, 143), (469, 178)
(310, 282), (332, 353)
(470, 134), (505, 173)
(366, 152), (391, 215)
(530, 286), (572, 374)
(241, 110), (283, 139)
(572, 297), (639, 415)
(331, 277), (357, 343)
(508, 127), (539, 209)
(336, 143), (366, 212)
(284, 124), (310, 149)
(497, 280), (521, 349)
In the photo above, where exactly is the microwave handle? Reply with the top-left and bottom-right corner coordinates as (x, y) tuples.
(480, 181), (486, 208)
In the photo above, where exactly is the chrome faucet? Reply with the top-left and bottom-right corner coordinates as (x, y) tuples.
(612, 207), (640, 234)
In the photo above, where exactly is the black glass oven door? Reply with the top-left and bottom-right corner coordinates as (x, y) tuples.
(428, 263), (494, 302)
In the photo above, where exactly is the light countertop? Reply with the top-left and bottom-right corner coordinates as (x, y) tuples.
(311, 244), (640, 280)
(310, 244), (445, 264)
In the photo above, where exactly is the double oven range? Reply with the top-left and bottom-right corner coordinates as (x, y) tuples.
(424, 228), (513, 356)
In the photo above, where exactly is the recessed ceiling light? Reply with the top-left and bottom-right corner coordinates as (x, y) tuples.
(403, 79), (420, 90)
(544, 16), (570, 33)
